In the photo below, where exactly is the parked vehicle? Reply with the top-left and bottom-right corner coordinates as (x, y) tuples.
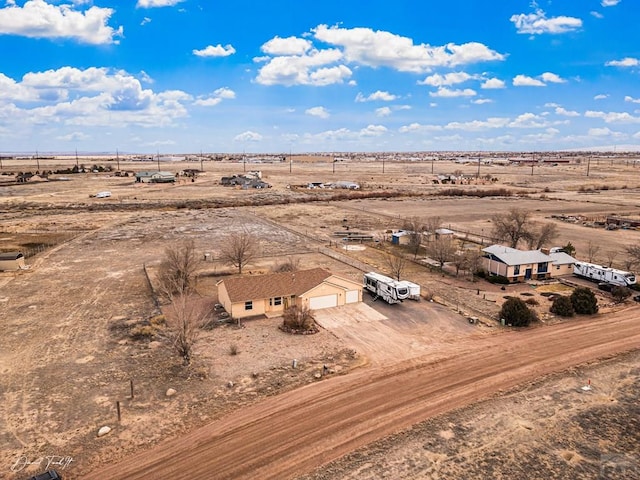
(28, 470), (62, 480)
(95, 191), (112, 198)
(573, 261), (636, 287)
(363, 272), (410, 304)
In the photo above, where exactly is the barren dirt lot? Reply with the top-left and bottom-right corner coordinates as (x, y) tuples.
(1, 157), (639, 479)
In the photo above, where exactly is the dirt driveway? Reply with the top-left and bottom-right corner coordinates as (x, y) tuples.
(314, 294), (484, 366)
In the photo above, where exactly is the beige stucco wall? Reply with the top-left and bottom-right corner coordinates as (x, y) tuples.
(483, 258), (552, 282)
(550, 263), (574, 277)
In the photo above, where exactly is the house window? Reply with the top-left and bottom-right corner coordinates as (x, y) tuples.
(514, 265), (520, 275)
(244, 301), (253, 311)
(273, 297), (282, 306)
(538, 262), (548, 273)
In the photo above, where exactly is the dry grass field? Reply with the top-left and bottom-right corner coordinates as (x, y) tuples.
(1, 155), (639, 479)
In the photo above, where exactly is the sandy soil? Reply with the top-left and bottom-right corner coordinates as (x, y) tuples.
(1, 157), (639, 480)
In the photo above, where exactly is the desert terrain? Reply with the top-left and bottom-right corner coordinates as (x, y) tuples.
(0, 154), (639, 479)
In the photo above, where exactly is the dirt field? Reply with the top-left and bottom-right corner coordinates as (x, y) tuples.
(1, 157), (639, 479)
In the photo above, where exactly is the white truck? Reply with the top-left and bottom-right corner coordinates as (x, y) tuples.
(363, 272), (411, 304)
(573, 261), (636, 287)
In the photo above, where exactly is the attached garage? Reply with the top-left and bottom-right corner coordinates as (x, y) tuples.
(309, 294), (338, 310)
(345, 290), (360, 304)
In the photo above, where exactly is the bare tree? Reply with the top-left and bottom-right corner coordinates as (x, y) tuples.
(625, 245), (640, 270)
(384, 252), (407, 280)
(423, 216), (442, 243)
(604, 250), (618, 268)
(164, 294), (211, 365)
(586, 241), (600, 263)
(526, 222), (559, 249)
(491, 208), (531, 248)
(157, 239), (200, 300)
(402, 216), (424, 259)
(466, 249), (484, 280)
(427, 235), (457, 269)
(220, 230), (259, 274)
(451, 250), (468, 276)
(282, 304), (316, 332)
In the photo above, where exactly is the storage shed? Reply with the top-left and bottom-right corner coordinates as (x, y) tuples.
(0, 252), (26, 271)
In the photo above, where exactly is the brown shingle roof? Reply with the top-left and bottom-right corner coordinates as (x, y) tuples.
(221, 268), (332, 303)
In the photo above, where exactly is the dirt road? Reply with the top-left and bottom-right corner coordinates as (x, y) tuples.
(86, 307), (640, 480)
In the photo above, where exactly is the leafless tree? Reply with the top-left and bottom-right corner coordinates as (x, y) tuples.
(273, 256), (301, 273)
(157, 239), (200, 300)
(423, 216), (442, 243)
(402, 216), (424, 259)
(466, 249), (484, 280)
(164, 294), (211, 365)
(526, 222), (559, 249)
(451, 250), (470, 276)
(586, 241), (600, 263)
(384, 252), (407, 280)
(220, 230), (259, 274)
(282, 305), (316, 332)
(491, 208), (531, 248)
(427, 235), (457, 269)
(625, 245), (640, 270)
(604, 250), (618, 268)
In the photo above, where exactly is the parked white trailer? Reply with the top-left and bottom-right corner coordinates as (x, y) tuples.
(573, 261), (636, 287)
(397, 280), (421, 300)
(363, 272), (410, 304)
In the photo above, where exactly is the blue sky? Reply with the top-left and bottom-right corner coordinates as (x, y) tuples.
(0, 0), (638, 153)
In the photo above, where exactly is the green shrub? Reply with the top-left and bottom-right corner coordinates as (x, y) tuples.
(524, 297), (539, 306)
(488, 274), (510, 285)
(550, 295), (575, 317)
(570, 287), (599, 315)
(499, 297), (538, 327)
(611, 286), (632, 303)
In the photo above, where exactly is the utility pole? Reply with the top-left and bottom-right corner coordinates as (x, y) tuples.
(531, 152), (534, 176)
(116, 148), (120, 171)
(75, 148), (79, 169)
(431, 157), (434, 174)
(36, 149), (40, 171)
(289, 148), (292, 173)
(587, 156), (591, 177)
(156, 150), (160, 172)
(200, 150), (203, 171)
(243, 149), (246, 173)
(382, 157), (385, 174)
(332, 158), (336, 174)
(476, 156), (481, 179)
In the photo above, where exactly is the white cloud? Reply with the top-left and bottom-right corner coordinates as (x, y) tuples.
(472, 98), (493, 105)
(261, 36), (312, 55)
(429, 87), (476, 98)
(510, 8), (582, 34)
(398, 123), (442, 133)
(594, 94), (609, 100)
(305, 106), (330, 118)
(585, 110), (640, 123)
(0, 66), (191, 128)
(255, 48), (351, 86)
(376, 107), (391, 117)
(601, 0), (621, 6)
(57, 131), (89, 142)
(193, 44), (236, 58)
(445, 117), (510, 131)
(481, 78), (505, 89)
(606, 57), (639, 67)
(193, 87), (235, 107)
(140, 17), (151, 26)
(540, 72), (566, 83)
(355, 90), (398, 102)
(234, 131), (263, 142)
(588, 127), (615, 136)
(509, 112), (552, 128)
(419, 72), (475, 87)
(513, 75), (546, 87)
(590, 11), (604, 19)
(625, 96), (640, 104)
(360, 124), (387, 136)
(555, 107), (579, 117)
(0, 0), (123, 44)
(137, 0), (184, 7)
(312, 24), (505, 73)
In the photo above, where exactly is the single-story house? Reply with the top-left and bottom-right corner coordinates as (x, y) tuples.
(216, 268), (363, 319)
(482, 245), (553, 282)
(0, 252), (25, 271)
(135, 171), (176, 183)
(546, 248), (576, 276)
(391, 230), (411, 245)
(435, 228), (455, 238)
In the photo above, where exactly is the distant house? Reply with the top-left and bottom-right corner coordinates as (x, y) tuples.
(435, 228), (455, 237)
(220, 174), (271, 189)
(216, 268), (362, 319)
(391, 230), (411, 245)
(482, 245), (552, 282)
(0, 252), (25, 271)
(135, 171), (176, 183)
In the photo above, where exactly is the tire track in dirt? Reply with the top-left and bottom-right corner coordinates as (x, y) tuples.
(84, 307), (640, 480)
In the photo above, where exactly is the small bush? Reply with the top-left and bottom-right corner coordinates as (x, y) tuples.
(550, 295), (575, 317)
(229, 344), (239, 356)
(130, 325), (157, 340)
(499, 297), (538, 327)
(611, 286), (632, 303)
(524, 298), (539, 306)
(570, 287), (599, 315)
(488, 274), (510, 285)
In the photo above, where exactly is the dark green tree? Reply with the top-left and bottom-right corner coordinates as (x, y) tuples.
(499, 297), (538, 327)
(561, 242), (576, 257)
(570, 287), (599, 314)
(550, 295), (575, 317)
(611, 286), (631, 304)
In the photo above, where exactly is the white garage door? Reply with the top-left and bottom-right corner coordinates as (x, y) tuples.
(309, 294), (338, 310)
(346, 290), (359, 304)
